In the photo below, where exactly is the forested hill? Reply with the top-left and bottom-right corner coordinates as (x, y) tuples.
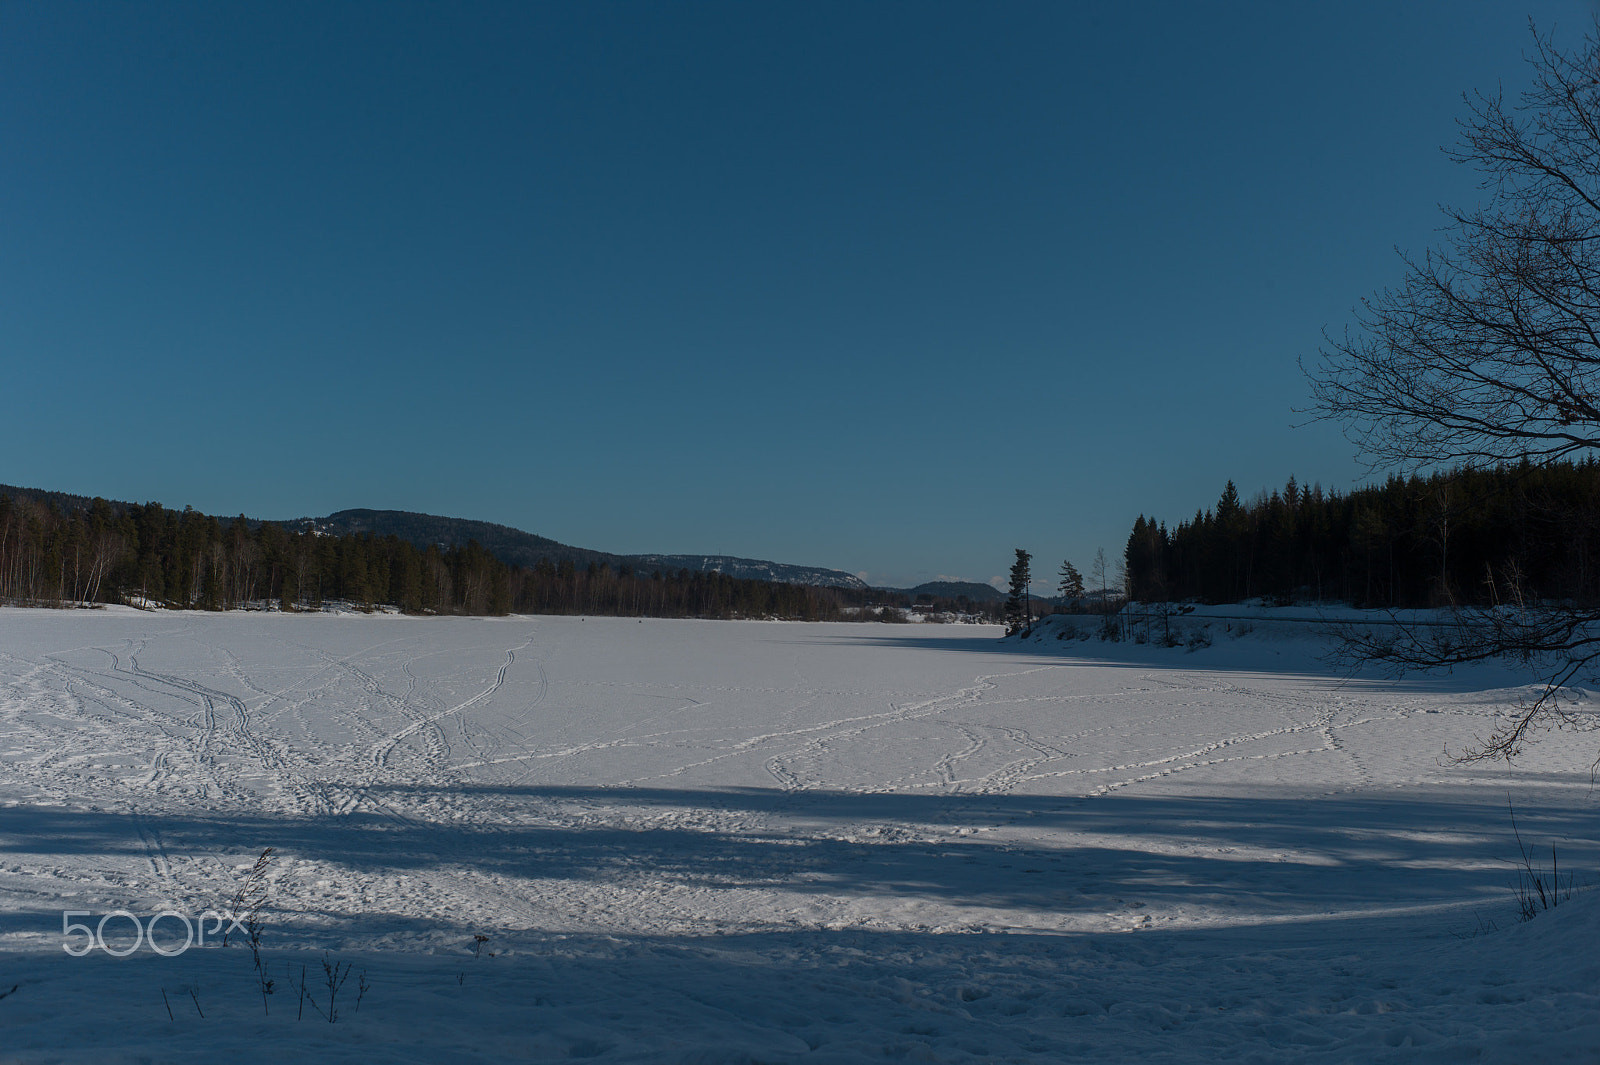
(306, 509), (870, 590)
(0, 483), (103, 516)
(307, 509), (623, 570)
(1123, 461), (1600, 609)
(0, 489), (860, 618)
(0, 486), (869, 595)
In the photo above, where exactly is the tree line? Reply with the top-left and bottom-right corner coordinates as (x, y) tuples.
(1122, 461), (1600, 608)
(0, 494), (514, 614)
(0, 492), (995, 621)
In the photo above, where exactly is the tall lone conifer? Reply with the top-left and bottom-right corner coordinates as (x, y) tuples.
(1004, 549), (1032, 635)
(1057, 560), (1084, 605)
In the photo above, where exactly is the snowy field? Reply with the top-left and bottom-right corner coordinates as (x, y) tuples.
(0, 607), (1597, 1063)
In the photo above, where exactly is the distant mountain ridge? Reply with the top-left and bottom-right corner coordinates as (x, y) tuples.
(888, 580), (1006, 602)
(288, 510), (875, 590)
(630, 553), (869, 590)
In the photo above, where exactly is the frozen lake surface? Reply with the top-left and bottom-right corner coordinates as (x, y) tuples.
(0, 608), (1596, 1062)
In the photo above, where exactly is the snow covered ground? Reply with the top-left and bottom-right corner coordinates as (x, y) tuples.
(0, 606), (1596, 1062)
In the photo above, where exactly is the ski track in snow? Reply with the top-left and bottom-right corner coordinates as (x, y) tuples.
(0, 608), (1596, 1063)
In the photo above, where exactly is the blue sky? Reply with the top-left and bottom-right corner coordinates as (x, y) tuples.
(3, 1), (1593, 589)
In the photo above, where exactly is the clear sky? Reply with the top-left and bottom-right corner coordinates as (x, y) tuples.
(3, 1), (1594, 589)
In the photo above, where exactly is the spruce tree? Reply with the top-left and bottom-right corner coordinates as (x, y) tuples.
(1057, 559), (1084, 606)
(1003, 548), (1032, 635)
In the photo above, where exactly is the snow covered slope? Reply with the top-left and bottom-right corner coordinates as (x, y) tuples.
(0, 608), (1595, 1062)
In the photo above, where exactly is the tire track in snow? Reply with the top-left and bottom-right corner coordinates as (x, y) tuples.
(1000, 706), (1350, 796)
(749, 665), (1068, 793)
(932, 724), (986, 785)
(16, 652), (232, 804)
(370, 637), (532, 774)
(121, 651), (338, 815)
(962, 723), (1074, 795)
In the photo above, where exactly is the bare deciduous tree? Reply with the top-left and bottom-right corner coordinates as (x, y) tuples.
(1308, 21), (1600, 470)
(1307, 20), (1600, 761)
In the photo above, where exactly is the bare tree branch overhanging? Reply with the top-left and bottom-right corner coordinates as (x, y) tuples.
(1306, 20), (1600, 762)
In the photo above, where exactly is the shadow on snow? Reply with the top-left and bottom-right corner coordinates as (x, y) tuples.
(3, 782), (1594, 942)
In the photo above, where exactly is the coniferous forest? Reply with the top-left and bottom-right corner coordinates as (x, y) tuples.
(0, 493), (879, 620)
(1123, 461), (1600, 608)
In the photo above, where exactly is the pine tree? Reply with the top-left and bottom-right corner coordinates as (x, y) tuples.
(1057, 559), (1084, 606)
(1003, 548), (1032, 635)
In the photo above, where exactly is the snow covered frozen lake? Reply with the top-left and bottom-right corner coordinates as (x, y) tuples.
(0, 607), (1596, 1062)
